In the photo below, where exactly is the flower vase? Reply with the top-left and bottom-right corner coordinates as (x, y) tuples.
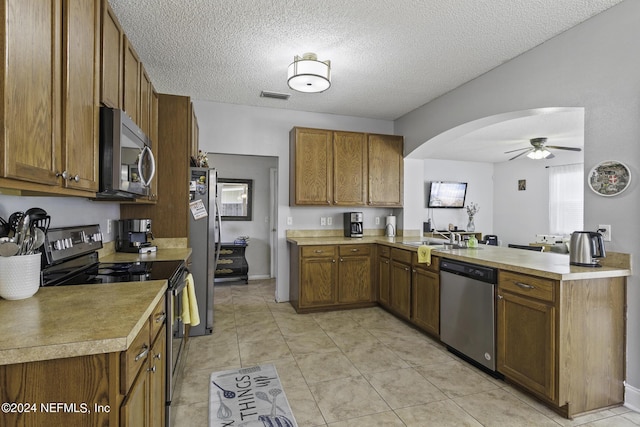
(467, 216), (475, 232)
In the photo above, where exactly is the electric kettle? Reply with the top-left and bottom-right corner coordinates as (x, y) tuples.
(569, 231), (606, 267)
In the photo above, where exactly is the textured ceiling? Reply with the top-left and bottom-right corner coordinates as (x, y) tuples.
(109, 0), (623, 121)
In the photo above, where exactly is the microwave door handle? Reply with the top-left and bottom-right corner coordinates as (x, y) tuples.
(138, 146), (156, 188)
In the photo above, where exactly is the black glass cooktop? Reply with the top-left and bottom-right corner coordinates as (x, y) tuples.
(42, 255), (184, 287)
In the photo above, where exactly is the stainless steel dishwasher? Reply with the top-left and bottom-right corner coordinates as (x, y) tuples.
(440, 258), (498, 372)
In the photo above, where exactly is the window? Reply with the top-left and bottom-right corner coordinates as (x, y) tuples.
(549, 164), (583, 235)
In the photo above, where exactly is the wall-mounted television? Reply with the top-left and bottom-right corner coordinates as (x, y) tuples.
(427, 181), (467, 208)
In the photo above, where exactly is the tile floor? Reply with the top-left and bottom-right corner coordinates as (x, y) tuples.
(172, 279), (640, 426)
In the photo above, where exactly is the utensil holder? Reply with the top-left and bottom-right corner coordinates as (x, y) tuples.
(0, 254), (41, 300)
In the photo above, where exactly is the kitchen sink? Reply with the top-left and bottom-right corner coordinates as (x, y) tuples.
(402, 241), (482, 250)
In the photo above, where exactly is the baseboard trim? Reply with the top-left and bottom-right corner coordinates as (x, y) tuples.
(248, 274), (271, 280)
(625, 382), (640, 413)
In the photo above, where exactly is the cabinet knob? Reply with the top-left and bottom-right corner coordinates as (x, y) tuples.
(71, 174), (80, 182)
(497, 294), (504, 300)
(339, 258), (343, 262)
(404, 267), (409, 271)
(148, 365), (157, 373)
(56, 170), (68, 180)
(332, 259), (336, 263)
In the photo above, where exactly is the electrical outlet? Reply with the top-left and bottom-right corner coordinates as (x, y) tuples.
(106, 219), (112, 234)
(327, 217), (332, 226)
(320, 217), (327, 226)
(598, 224), (612, 241)
(375, 217), (380, 225)
(287, 217), (293, 225)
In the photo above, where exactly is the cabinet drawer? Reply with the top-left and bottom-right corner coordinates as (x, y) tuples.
(149, 297), (167, 342)
(121, 320), (151, 394)
(391, 248), (412, 264)
(339, 244), (371, 256)
(499, 271), (555, 302)
(301, 245), (336, 258)
(378, 245), (391, 258)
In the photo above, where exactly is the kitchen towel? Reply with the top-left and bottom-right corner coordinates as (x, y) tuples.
(181, 273), (200, 326)
(417, 245), (432, 265)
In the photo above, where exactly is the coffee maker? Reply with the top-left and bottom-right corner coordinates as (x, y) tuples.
(343, 212), (364, 238)
(115, 219), (157, 253)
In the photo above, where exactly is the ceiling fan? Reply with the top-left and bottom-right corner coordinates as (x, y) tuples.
(504, 137), (582, 160)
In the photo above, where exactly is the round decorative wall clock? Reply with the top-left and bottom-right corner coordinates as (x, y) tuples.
(588, 160), (631, 196)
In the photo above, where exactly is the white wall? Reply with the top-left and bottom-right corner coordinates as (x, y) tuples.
(210, 153), (277, 280)
(395, 0), (640, 409)
(422, 160), (494, 238)
(192, 100), (395, 302)
(493, 151), (583, 247)
(0, 195), (120, 242)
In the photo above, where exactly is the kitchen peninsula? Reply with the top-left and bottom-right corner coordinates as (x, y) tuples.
(287, 232), (631, 419)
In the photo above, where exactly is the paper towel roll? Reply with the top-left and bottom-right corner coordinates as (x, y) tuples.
(385, 215), (396, 237)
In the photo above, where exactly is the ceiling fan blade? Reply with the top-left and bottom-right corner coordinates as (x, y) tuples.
(546, 145), (582, 152)
(509, 149), (531, 161)
(504, 147), (530, 154)
(546, 152), (556, 159)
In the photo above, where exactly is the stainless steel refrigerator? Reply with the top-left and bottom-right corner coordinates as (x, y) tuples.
(188, 167), (221, 336)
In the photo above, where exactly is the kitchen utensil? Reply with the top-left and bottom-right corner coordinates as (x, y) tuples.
(31, 228), (45, 253)
(16, 213), (31, 255)
(0, 216), (9, 238)
(216, 391), (232, 419)
(7, 211), (24, 237)
(24, 207), (50, 233)
(211, 380), (236, 398)
(255, 391), (286, 415)
(0, 241), (20, 257)
(268, 388), (282, 416)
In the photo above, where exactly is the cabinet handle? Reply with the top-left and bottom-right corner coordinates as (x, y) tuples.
(515, 282), (535, 289)
(70, 174), (80, 182)
(404, 267), (410, 271)
(498, 294), (504, 300)
(154, 352), (162, 360)
(148, 365), (157, 373)
(384, 260), (389, 264)
(314, 250), (324, 254)
(155, 312), (167, 324)
(350, 248), (359, 252)
(332, 259), (336, 263)
(339, 258), (344, 262)
(135, 344), (149, 361)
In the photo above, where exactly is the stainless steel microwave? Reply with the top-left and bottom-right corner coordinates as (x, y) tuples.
(97, 107), (156, 199)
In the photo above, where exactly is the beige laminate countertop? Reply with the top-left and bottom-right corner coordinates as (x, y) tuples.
(100, 247), (192, 263)
(0, 281), (166, 366)
(287, 236), (631, 281)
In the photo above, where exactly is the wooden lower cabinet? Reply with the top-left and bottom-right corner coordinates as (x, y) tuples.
(0, 298), (167, 427)
(497, 270), (625, 418)
(411, 264), (440, 336)
(289, 244), (375, 312)
(377, 246), (391, 307)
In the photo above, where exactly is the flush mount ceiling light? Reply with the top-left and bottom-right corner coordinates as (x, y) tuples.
(287, 52), (331, 93)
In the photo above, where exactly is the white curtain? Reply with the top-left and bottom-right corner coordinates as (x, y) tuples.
(549, 163), (584, 235)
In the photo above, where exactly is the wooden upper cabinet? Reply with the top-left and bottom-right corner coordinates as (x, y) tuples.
(123, 35), (140, 124)
(290, 127), (333, 205)
(61, 0), (99, 192)
(0, 0), (62, 186)
(139, 66), (152, 136)
(368, 134), (403, 206)
(100, 0), (123, 109)
(289, 127), (403, 207)
(333, 131), (367, 205)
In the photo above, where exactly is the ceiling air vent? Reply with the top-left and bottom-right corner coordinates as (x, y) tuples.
(260, 91), (290, 100)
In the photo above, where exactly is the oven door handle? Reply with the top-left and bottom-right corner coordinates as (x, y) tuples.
(172, 271), (188, 295)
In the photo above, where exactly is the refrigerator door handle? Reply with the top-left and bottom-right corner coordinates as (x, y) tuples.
(214, 199), (222, 267)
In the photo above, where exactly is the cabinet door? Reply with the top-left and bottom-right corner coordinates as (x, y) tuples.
(411, 268), (439, 336)
(338, 255), (372, 304)
(367, 134), (403, 206)
(497, 291), (556, 401)
(61, 0), (99, 192)
(121, 365), (149, 427)
(300, 257), (337, 307)
(378, 255), (390, 307)
(100, 0), (123, 108)
(290, 128), (333, 205)
(333, 131), (367, 205)
(1, 0), (61, 185)
(123, 36), (140, 124)
(139, 66), (151, 136)
(390, 260), (411, 319)
(149, 326), (166, 427)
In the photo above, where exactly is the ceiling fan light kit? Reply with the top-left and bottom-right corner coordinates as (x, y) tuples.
(506, 137), (582, 161)
(287, 52), (331, 93)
